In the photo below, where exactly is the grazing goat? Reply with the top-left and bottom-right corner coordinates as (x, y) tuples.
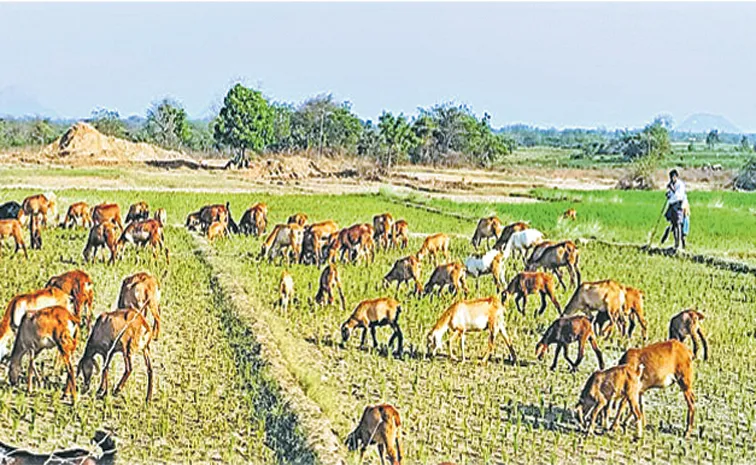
(575, 363), (644, 437)
(0, 430), (115, 465)
(526, 240), (581, 289)
(287, 212), (308, 227)
(503, 271), (562, 316)
(125, 201), (150, 224)
(341, 297), (403, 356)
(8, 305), (79, 402)
(198, 203), (238, 234)
(391, 219), (409, 249)
(563, 280), (625, 335)
(427, 296), (517, 363)
(536, 315), (604, 371)
(346, 404), (402, 465)
(301, 220), (339, 265)
(21, 192), (58, 227)
(92, 203), (124, 230)
(314, 263), (346, 311)
(464, 249), (505, 292)
(0, 287), (73, 361)
(118, 272), (162, 339)
(493, 221), (530, 251)
(239, 203), (268, 236)
(563, 208), (577, 220)
(153, 208), (167, 226)
(618, 340), (696, 437)
(383, 255), (422, 295)
(0, 219), (29, 259)
(593, 285), (648, 339)
(83, 222), (120, 264)
(373, 213), (394, 250)
(669, 309), (708, 361)
(118, 219), (169, 262)
(279, 271), (294, 312)
(502, 229), (544, 264)
(206, 221), (227, 242)
(424, 262), (469, 298)
(62, 202), (93, 229)
(471, 216), (503, 249)
(416, 233), (450, 264)
(260, 223), (305, 264)
(46, 269), (95, 329)
(0, 201), (22, 221)
(327, 224), (375, 264)
(78, 308), (153, 403)
(185, 212), (202, 231)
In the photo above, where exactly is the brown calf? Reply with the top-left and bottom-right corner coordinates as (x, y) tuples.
(618, 340), (696, 437)
(564, 280), (625, 335)
(536, 315), (604, 371)
(0, 219), (28, 259)
(301, 220), (339, 265)
(314, 263), (347, 311)
(341, 297), (403, 356)
(503, 271), (562, 317)
(287, 212), (308, 227)
(78, 308), (154, 403)
(346, 404), (402, 465)
(8, 305), (79, 402)
(328, 224), (375, 264)
(206, 221), (227, 242)
(669, 309), (708, 361)
(279, 271), (294, 313)
(563, 208), (577, 220)
(21, 193), (58, 227)
(260, 223), (305, 263)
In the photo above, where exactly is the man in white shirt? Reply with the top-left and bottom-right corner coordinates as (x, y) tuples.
(663, 169), (687, 249)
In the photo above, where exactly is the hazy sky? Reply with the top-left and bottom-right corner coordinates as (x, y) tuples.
(2, 2), (756, 130)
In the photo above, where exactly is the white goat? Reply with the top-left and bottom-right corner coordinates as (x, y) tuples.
(465, 249), (506, 292)
(502, 229), (544, 264)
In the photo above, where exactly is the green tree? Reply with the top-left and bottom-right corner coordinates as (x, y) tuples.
(462, 113), (513, 167)
(213, 84), (274, 168)
(268, 103), (294, 152)
(30, 119), (57, 145)
(289, 94), (362, 155)
(143, 99), (191, 150)
(357, 120), (382, 157)
(740, 135), (751, 152)
(89, 108), (127, 138)
(377, 112), (416, 172)
(706, 129), (720, 150)
(620, 118), (671, 161)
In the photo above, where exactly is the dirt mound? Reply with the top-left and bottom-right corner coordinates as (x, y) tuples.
(38, 122), (183, 164)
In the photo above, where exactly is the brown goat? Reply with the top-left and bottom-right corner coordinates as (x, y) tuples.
(503, 271), (562, 317)
(92, 203), (124, 230)
(384, 255), (422, 295)
(239, 203), (268, 236)
(575, 363), (644, 437)
(471, 216), (503, 249)
(118, 219), (169, 262)
(341, 297), (403, 356)
(315, 263), (347, 311)
(593, 285), (648, 340)
(62, 202), (93, 229)
(391, 220), (409, 250)
(206, 221), (227, 242)
(563, 280), (625, 335)
(198, 203), (238, 234)
(260, 223), (305, 263)
(493, 221), (530, 251)
(563, 208), (577, 220)
(125, 201), (150, 224)
(373, 213), (394, 250)
(21, 193), (58, 227)
(287, 212), (308, 227)
(618, 340), (696, 437)
(279, 270), (294, 313)
(416, 233), (450, 264)
(536, 315), (604, 371)
(301, 220), (339, 265)
(423, 262), (469, 298)
(669, 309), (708, 361)
(427, 296), (516, 363)
(526, 240), (581, 289)
(327, 224), (375, 264)
(8, 305), (79, 402)
(346, 404), (402, 465)
(78, 308), (154, 402)
(0, 287), (73, 361)
(46, 269), (95, 329)
(83, 222), (120, 264)
(0, 219), (28, 259)
(118, 272), (161, 339)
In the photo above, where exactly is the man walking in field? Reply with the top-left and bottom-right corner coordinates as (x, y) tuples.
(663, 169), (687, 250)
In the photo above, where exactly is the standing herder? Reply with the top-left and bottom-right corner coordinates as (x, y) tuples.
(664, 169), (687, 249)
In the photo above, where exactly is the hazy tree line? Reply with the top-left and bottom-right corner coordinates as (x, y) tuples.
(1, 82), (753, 170)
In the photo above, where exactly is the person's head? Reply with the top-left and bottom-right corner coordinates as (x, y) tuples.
(669, 169), (679, 182)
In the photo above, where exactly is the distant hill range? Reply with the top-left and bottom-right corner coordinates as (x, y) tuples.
(675, 113), (741, 134)
(0, 86), (59, 119)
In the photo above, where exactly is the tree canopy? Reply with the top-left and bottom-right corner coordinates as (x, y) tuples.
(213, 84), (274, 167)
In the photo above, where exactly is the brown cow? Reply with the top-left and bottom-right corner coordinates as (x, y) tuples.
(301, 220), (339, 265)
(287, 212), (308, 227)
(575, 363), (644, 437)
(341, 297), (403, 356)
(563, 209), (577, 220)
(21, 193), (58, 228)
(416, 233), (450, 264)
(118, 219), (169, 263)
(117, 272), (162, 339)
(314, 263), (346, 311)
(563, 280), (625, 335)
(83, 222), (120, 264)
(327, 224), (375, 264)
(46, 270), (95, 329)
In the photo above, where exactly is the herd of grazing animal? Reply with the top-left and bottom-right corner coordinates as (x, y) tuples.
(183, 203), (709, 464)
(0, 193), (166, 410)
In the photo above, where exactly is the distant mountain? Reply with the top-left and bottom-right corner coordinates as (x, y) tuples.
(675, 113), (741, 134)
(0, 86), (58, 119)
